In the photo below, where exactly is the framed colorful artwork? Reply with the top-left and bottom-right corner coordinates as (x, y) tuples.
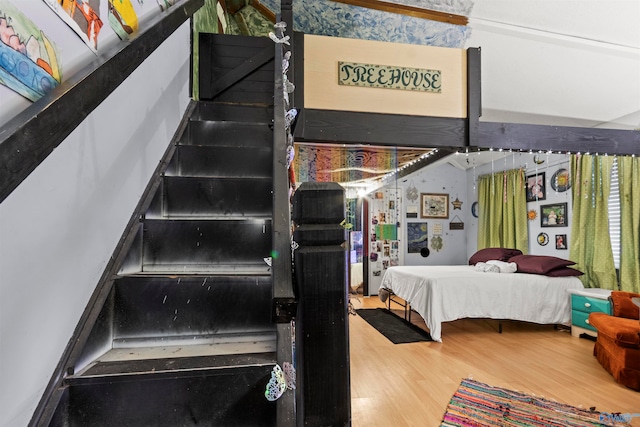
(555, 234), (567, 250)
(550, 168), (571, 192)
(421, 193), (449, 219)
(526, 172), (546, 202)
(407, 222), (428, 253)
(540, 203), (567, 227)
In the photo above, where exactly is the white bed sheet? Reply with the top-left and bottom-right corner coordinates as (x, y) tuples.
(380, 265), (584, 342)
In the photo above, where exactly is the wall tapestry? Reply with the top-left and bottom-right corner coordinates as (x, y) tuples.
(0, 0), (62, 101)
(294, 143), (429, 187)
(258, 0), (471, 48)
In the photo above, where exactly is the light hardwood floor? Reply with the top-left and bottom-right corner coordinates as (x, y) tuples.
(349, 295), (640, 426)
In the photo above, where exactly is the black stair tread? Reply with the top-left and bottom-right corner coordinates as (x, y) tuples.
(138, 264), (272, 275)
(192, 102), (274, 123)
(114, 272), (272, 279)
(143, 213), (272, 220)
(67, 351), (277, 385)
(162, 173), (272, 181)
(182, 122), (274, 148)
(148, 176), (273, 218)
(167, 145), (273, 178)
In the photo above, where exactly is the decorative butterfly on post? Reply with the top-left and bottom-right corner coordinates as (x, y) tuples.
(265, 362), (296, 401)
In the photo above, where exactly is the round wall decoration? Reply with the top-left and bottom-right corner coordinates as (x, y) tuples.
(550, 168), (571, 192)
(537, 232), (549, 246)
(471, 201), (479, 218)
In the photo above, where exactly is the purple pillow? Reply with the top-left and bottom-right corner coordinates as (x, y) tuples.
(469, 248), (523, 265)
(545, 267), (584, 277)
(510, 255), (575, 275)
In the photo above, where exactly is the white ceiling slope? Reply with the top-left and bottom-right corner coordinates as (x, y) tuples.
(462, 0), (640, 129)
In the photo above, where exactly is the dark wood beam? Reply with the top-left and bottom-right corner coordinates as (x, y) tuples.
(294, 109), (467, 149)
(330, 0), (468, 26)
(477, 122), (640, 156)
(467, 47), (481, 146)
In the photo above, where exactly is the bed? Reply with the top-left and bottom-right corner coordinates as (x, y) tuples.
(379, 260), (585, 342)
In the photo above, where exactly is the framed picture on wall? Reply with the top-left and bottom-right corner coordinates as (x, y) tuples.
(526, 172), (546, 202)
(540, 203), (567, 227)
(421, 193), (449, 219)
(555, 234), (567, 250)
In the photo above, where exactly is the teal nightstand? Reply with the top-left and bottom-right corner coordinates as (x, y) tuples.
(568, 288), (612, 338)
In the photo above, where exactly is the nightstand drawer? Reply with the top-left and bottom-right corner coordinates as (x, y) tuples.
(571, 295), (611, 314)
(571, 310), (597, 332)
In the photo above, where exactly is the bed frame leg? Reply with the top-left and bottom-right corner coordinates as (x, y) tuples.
(498, 320), (503, 333)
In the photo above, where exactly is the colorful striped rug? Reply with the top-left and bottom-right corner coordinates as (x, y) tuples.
(441, 379), (631, 426)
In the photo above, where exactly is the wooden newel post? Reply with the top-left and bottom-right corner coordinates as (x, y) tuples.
(292, 182), (351, 426)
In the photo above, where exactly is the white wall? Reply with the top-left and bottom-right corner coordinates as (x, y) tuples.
(367, 162), (468, 294)
(0, 22), (191, 427)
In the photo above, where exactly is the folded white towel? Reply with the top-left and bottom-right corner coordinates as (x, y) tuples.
(486, 260), (518, 273)
(475, 262), (500, 273)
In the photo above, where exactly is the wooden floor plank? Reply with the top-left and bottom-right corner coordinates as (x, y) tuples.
(349, 295), (640, 426)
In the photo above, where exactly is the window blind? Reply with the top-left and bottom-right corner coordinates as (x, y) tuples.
(608, 158), (621, 269)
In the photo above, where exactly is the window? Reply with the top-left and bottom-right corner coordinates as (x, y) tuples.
(608, 157), (621, 269)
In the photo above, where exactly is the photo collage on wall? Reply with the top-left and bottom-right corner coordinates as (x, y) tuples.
(369, 188), (400, 277)
(525, 156), (572, 251)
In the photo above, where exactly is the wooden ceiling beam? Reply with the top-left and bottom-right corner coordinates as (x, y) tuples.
(330, 0), (468, 26)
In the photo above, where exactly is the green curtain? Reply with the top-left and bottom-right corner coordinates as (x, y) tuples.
(618, 156), (640, 293)
(477, 168), (528, 252)
(569, 155), (616, 289)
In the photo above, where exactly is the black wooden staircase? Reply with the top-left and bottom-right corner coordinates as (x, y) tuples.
(37, 34), (296, 426)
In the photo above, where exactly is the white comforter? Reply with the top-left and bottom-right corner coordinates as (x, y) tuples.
(380, 265), (584, 342)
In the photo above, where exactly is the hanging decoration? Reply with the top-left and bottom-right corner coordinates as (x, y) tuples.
(537, 232), (549, 246)
(430, 223), (444, 251)
(406, 180), (419, 203)
(451, 196), (463, 210)
(550, 168), (571, 192)
(430, 235), (443, 251)
(471, 201), (479, 218)
(449, 215), (464, 230)
(264, 362), (296, 401)
(527, 209), (538, 221)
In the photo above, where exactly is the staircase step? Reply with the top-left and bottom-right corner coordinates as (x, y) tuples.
(141, 219), (272, 272)
(69, 351), (277, 384)
(54, 364), (277, 426)
(146, 176), (272, 219)
(110, 276), (274, 339)
(182, 120), (273, 148)
(192, 103), (273, 124)
(166, 145), (273, 178)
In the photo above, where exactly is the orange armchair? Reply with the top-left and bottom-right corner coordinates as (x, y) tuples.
(588, 291), (640, 390)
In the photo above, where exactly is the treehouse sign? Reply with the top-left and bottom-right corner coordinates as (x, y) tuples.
(338, 61), (441, 93)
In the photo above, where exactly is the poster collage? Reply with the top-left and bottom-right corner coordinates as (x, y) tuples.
(0, 0), (176, 102)
(368, 188), (401, 278)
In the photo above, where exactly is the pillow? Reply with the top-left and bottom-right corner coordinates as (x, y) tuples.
(469, 248), (523, 265)
(509, 254), (575, 275)
(545, 267), (584, 277)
